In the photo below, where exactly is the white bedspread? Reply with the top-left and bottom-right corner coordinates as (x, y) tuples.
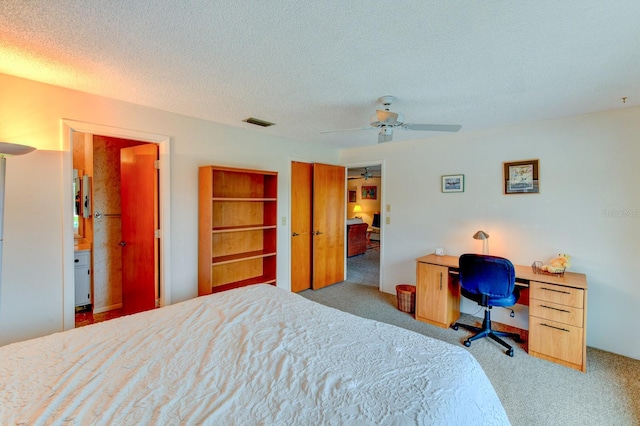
(1, 284), (510, 425)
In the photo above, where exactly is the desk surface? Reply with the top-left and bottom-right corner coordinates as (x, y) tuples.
(416, 253), (587, 290)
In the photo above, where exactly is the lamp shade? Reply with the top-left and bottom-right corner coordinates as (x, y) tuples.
(0, 142), (36, 157)
(353, 204), (362, 213)
(473, 230), (489, 240)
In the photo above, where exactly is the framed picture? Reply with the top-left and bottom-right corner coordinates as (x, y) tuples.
(361, 185), (377, 200)
(503, 159), (539, 194)
(441, 174), (464, 193)
(348, 190), (356, 202)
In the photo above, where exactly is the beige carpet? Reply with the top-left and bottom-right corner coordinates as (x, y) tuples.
(300, 264), (640, 425)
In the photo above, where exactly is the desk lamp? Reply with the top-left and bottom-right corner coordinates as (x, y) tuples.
(353, 204), (362, 219)
(0, 142), (36, 306)
(473, 230), (490, 254)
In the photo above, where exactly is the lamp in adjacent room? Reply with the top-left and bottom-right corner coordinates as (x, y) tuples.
(473, 230), (490, 254)
(353, 204), (362, 218)
(0, 142), (36, 305)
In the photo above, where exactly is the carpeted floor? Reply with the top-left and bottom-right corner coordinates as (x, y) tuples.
(301, 247), (640, 426)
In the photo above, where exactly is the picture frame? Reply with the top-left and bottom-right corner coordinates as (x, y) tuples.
(361, 185), (377, 200)
(441, 174), (464, 193)
(503, 159), (539, 194)
(348, 190), (356, 202)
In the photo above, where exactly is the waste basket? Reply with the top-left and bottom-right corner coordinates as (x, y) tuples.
(396, 284), (416, 313)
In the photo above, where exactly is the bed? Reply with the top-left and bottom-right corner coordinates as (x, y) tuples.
(0, 284), (510, 425)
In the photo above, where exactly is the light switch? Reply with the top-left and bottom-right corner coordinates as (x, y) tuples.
(281, 216), (287, 226)
(386, 204), (391, 212)
(385, 216), (391, 225)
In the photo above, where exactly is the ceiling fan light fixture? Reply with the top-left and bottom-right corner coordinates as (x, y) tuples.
(322, 95), (461, 143)
(378, 127), (393, 143)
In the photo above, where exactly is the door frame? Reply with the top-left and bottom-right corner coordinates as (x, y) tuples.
(61, 119), (171, 330)
(344, 160), (385, 290)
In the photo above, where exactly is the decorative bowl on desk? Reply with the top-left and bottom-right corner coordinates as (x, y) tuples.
(531, 261), (565, 277)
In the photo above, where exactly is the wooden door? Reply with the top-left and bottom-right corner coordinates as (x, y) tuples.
(312, 163), (345, 290)
(120, 144), (159, 315)
(290, 161), (313, 292)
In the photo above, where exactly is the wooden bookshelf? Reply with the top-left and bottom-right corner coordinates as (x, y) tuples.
(198, 166), (278, 294)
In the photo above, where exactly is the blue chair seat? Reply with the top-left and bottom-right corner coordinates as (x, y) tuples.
(452, 254), (524, 357)
(460, 287), (519, 307)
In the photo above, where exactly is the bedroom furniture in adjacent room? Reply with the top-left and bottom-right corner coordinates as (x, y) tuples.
(416, 253), (588, 372)
(347, 220), (368, 257)
(452, 254), (524, 357)
(74, 249), (91, 308)
(0, 284), (510, 424)
(198, 166), (277, 294)
(369, 212), (381, 241)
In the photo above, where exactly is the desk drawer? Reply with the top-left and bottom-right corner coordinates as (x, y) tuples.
(530, 281), (584, 308)
(530, 299), (583, 327)
(529, 317), (583, 366)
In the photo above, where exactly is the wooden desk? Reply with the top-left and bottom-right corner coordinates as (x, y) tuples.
(416, 253), (588, 372)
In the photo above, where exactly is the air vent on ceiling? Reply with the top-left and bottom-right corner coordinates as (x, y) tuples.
(243, 117), (275, 127)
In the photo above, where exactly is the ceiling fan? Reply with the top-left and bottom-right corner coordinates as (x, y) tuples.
(322, 96), (461, 143)
(348, 167), (380, 180)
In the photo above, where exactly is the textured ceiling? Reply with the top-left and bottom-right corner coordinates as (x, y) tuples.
(1, 1), (639, 148)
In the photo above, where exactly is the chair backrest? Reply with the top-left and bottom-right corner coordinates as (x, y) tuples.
(459, 254), (515, 298)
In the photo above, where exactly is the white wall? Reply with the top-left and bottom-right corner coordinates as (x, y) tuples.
(0, 73), (339, 345)
(340, 107), (640, 361)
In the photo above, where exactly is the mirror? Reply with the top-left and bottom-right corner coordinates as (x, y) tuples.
(73, 169), (91, 238)
(82, 174), (91, 219)
(73, 169), (83, 237)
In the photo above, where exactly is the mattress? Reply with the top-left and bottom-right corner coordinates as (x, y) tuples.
(0, 284), (510, 425)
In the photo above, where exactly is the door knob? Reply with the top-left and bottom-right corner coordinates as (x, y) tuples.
(314, 231), (323, 235)
(119, 241), (127, 247)
(292, 232), (299, 237)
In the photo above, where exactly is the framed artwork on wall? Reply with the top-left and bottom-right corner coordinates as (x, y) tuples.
(361, 185), (377, 200)
(503, 159), (539, 194)
(348, 190), (356, 202)
(441, 174), (464, 193)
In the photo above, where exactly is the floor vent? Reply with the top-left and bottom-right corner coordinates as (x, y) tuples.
(243, 117), (275, 127)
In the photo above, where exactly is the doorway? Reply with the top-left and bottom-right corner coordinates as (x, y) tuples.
(73, 135), (160, 325)
(346, 164), (382, 289)
(62, 120), (171, 331)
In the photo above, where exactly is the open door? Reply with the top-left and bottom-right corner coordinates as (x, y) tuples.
(312, 163), (345, 290)
(120, 143), (159, 315)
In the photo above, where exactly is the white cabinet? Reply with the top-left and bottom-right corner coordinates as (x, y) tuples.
(74, 250), (91, 307)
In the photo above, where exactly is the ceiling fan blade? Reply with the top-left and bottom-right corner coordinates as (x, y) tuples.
(376, 110), (399, 124)
(402, 123), (462, 132)
(320, 126), (373, 134)
(378, 127), (393, 143)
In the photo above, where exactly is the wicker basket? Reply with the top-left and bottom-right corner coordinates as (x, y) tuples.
(531, 261), (565, 277)
(396, 284), (416, 313)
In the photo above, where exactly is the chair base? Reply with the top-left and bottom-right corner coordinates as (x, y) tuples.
(452, 309), (523, 357)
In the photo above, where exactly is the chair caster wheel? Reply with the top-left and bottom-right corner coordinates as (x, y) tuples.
(507, 348), (514, 357)
(452, 324), (459, 330)
(463, 340), (471, 347)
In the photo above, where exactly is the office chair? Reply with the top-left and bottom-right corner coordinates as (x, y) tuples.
(452, 254), (524, 357)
